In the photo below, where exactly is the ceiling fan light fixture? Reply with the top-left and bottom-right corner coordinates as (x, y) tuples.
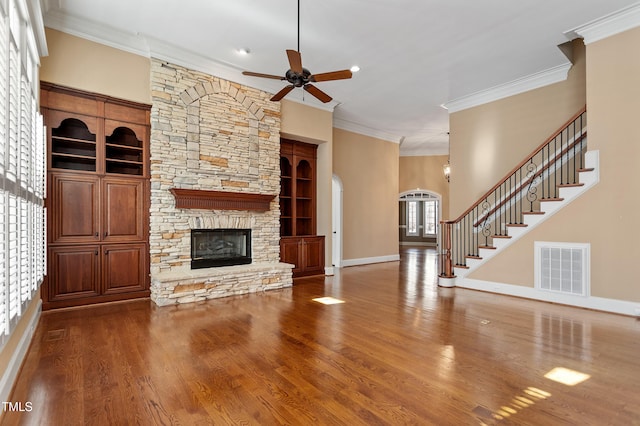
(240, 1), (352, 103)
(236, 48), (251, 56)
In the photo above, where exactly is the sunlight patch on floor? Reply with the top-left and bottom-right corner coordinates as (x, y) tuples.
(544, 367), (591, 386)
(312, 297), (345, 305)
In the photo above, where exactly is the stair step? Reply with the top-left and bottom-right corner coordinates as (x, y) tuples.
(578, 167), (595, 172)
(478, 245), (496, 250)
(540, 197), (564, 202)
(492, 235), (512, 239)
(455, 264), (470, 270)
(466, 255), (482, 260)
(506, 223), (528, 227)
(558, 183), (584, 188)
(522, 211), (545, 215)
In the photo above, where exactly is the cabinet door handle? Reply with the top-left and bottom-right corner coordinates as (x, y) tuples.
(95, 250), (98, 255)
(104, 232), (108, 237)
(95, 232), (99, 237)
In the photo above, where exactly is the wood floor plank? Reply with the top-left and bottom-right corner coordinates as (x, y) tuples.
(3, 247), (640, 425)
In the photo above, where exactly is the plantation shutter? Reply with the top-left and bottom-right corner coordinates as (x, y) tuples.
(0, 0), (46, 343)
(0, 1), (9, 337)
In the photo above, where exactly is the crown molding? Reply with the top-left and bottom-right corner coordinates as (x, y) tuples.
(333, 117), (401, 144)
(43, 9), (337, 113)
(399, 145), (449, 157)
(564, 2), (640, 45)
(44, 9), (150, 56)
(444, 63), (571, 113)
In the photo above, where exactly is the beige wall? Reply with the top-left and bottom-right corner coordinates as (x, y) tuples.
(450, 39), (586, 218)
(466, 29), (640, 303)
(280, 100), (334, 269)
(399, 155), (450, 219)
(333, 128), (399, 261)
(40, 28), (151, 104)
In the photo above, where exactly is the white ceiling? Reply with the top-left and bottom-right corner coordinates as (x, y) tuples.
(43, 0), (640, 155)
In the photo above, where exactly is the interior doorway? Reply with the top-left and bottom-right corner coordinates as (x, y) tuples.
(332, 175), (343, 267)
(399, 190), (442, 249)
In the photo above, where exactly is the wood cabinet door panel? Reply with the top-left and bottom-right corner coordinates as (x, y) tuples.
(102, 244), (147, 294)
(103, 178), (145, 242)
(49, 173), (100, 244)
(303, 236), (325, 274)
(280, 237), (302, 275)
(48, 246), (100, 300)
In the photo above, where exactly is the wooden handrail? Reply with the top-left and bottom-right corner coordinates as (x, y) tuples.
(447, 106), (586, 224)
(472, 132), (587, 227)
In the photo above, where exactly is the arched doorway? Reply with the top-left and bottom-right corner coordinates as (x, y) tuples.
(399, 190), (442, 249)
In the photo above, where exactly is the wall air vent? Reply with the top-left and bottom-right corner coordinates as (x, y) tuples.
(535, 242), (590, 296)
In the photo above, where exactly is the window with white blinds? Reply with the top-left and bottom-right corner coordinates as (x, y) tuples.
(0, 0), (46, 348)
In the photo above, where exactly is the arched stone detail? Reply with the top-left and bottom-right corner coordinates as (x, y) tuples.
(178, 80), (266, 121)
(178, 80), (267, 179)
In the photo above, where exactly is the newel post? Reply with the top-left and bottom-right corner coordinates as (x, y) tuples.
(438, 220), (456, 287)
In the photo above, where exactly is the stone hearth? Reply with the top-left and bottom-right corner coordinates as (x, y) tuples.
(149, 59), (292, 305)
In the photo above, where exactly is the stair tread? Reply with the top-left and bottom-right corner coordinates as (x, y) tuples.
(558, 183), (584, 188)
(506, 223), (528, 227)
(522, 211), (545, 215)
(540, 197), (564, 202)
(454, 265), (470, 270)
(578, 167), (595, 172)
(466, 255), (482, 260)
(492, 235), (512, 239)
(478, 245), (496, 250)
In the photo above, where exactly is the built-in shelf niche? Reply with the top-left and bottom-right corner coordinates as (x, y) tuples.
(106, 126), (144, 175)
(51, 118), (97, 172)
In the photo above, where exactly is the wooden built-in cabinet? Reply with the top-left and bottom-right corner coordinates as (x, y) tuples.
(279, 139), (325, 277)
(41, 82), (151, 309)
(280, 235), (325, 277)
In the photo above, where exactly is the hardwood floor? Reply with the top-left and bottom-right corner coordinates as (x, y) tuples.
(4, 247), (640, 425)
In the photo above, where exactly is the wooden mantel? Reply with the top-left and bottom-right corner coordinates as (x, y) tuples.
(170, 188), (276, 211)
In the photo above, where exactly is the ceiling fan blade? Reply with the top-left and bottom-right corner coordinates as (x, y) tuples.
(304, 84), (332, 103)
(286, 49), (303, 74)
(309, 69), (353, 82)
(242, 71), (285, 80)
(271, 85), (295, 102)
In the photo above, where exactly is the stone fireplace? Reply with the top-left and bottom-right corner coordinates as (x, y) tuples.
(149, 59), (293, 306)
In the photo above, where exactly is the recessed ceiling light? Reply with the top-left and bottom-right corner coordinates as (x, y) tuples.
(236, 48), (251, 56)
(350, 65), (360, 73)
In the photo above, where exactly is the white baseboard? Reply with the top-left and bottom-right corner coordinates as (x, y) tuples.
(342, 254), (400, 267)
(458, 277), (640, 317)
(324, 266), (335, 276)
(399, 242), (437, 247)
(0, 299), (42, 405)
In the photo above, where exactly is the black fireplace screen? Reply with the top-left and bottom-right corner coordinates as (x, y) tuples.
(191, 229), (251, 269)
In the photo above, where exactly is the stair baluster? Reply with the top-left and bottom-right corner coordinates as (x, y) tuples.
(439, 107), (587, 280)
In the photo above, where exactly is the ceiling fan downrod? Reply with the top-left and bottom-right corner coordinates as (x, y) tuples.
(297, 0), (300, 53)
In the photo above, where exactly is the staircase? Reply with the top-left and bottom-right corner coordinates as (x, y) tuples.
(439, 107), (598, 286)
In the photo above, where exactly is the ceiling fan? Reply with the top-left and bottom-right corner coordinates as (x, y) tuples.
(242, 0), (352, 103)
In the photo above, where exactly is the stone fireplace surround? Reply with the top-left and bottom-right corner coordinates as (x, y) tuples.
(149, 59), (293, 306)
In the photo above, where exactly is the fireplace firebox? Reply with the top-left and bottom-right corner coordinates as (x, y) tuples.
(191, 229), (251, 269)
